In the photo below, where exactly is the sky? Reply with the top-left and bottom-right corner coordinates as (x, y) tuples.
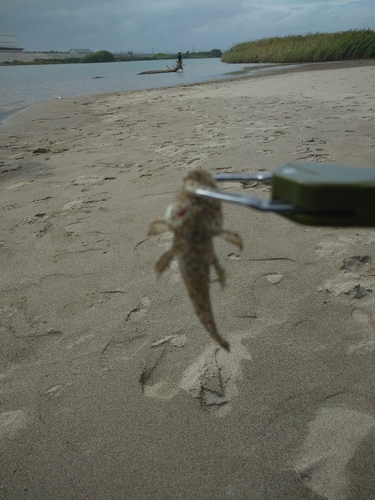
(1, 0), (374, 54)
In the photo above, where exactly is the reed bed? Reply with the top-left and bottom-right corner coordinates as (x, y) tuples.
(222, 29), (375, 63)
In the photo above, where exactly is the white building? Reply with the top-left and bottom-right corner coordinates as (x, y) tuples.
(68, 49), (93, 55)
(0, 33), (23, 51)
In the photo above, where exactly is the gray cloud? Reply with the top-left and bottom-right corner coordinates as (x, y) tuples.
(1, 0), (373, 53)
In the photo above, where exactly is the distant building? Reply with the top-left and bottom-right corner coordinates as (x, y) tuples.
(68, 49), (94, 55)
(0, 33), (23, 51)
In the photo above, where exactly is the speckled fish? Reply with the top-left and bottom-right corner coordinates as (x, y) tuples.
(148, 169), (242, 351)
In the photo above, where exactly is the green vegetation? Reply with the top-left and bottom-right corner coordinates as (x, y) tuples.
(113, 55), (156, 62)
(222, 29), (375, 64)
(2, 48), (222, 66)
(182, 49), (222, 59)
(115, 49), (222, 62)
(81, 50), (116, 63)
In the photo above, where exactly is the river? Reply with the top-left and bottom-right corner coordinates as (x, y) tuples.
(0, 58), (280, 120)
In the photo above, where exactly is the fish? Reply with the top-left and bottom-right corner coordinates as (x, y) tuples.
(148, 169), (242, 351)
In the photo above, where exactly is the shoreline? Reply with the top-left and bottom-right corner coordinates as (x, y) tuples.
(0, 105), (29, 125)
(1, 60), (374, 500)
(2, 58), (373, 126)
(175, 58), (375, 92)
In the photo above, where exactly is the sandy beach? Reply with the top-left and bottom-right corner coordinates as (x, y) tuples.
(1, 60), (374, 499)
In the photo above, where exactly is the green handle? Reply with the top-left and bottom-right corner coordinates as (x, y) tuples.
(272, 162), (375, 227)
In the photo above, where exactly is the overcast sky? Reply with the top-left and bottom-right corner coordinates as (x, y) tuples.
(1, 0), (374, 54)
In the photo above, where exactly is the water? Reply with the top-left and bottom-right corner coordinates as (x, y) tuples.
(0, 58), (275, 120)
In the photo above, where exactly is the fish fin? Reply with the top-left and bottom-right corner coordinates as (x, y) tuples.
(219, 230), (243, 250)
(212, 254), (226, 288)
(148, 219), (171, 236)
(154, 249), (175, 277)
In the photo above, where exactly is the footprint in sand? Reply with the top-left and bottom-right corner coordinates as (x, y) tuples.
(260, 392), (374, 500)
(125, 296), (151, 322)
(138, 257), (299, 413)
(100, 297), (151, 371)
(101, 333), (147, 372)
(139, 333), (187, 399)
(0, 410), (28, 439)
(318, 255), (374, 300)
(315, 236), (373, 259)
(0, 274), (102, 338)
(347, 308), (375, 355)
(61, 192), (111, 214)
(139, 332), (251, 416)
(317, 254), (374, 354)
(70, 175), (116, 190)
(1, 285), (62, 338)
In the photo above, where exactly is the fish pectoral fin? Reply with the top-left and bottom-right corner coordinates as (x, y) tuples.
(219, 230), (243, 250)
(148, 219), (171, 236)
(155, 249), (175, 277)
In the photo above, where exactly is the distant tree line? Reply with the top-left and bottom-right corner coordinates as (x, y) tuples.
(1, 49), (222, 66)
(115, 49), (222, 62)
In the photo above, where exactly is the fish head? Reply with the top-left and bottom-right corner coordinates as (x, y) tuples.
(165, 198), (194, 229)
(166, 170), (223, 232)
(182, 169), (217, 191)
(184, 170), (224, 232)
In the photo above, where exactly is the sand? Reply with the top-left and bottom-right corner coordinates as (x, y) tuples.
(1, 60), (374, 499)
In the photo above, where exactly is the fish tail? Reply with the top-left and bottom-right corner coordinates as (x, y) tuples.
(193, 298), (230, 351)
(205, 318), (230, 351)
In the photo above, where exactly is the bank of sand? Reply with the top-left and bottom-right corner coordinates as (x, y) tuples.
(1, 60), (374, 499)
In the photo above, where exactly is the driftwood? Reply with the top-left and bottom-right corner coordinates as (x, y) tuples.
(138, 60), (183, 75)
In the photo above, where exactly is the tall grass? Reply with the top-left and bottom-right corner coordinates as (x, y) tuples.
(222, 29), (375, 64)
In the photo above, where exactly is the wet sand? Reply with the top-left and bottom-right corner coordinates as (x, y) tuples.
(1, 60), (374, 499)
